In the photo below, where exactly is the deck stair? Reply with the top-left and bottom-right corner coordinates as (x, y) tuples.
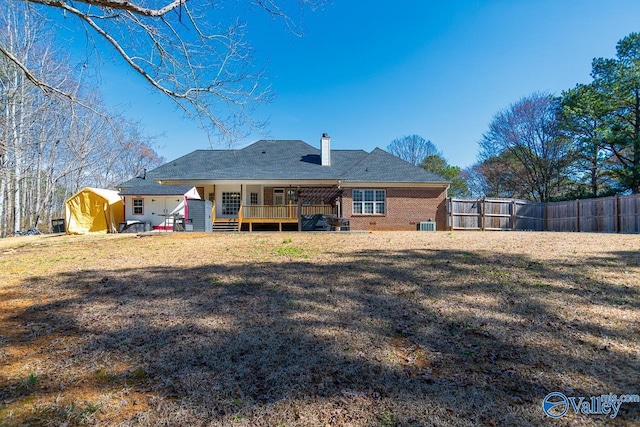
(212, 219), (239, 232)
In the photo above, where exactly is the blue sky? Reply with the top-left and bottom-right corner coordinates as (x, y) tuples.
(84, 1), (640, 167)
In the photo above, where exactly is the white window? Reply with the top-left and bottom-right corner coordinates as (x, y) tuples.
(222, 192), (241, 215)
(132, 199), (143, 215)
(250, 192), (258, 205)
(352, 189), (385, 215)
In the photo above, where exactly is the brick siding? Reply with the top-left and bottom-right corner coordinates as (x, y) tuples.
(342, 187), (447, 231)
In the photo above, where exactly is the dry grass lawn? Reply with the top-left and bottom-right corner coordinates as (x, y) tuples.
(0, 231), (639, 426)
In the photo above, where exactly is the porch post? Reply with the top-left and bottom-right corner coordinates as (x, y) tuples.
(297, 190), (302, 231)
(337, 180), (342, 218)
(240, 184), (245, 221)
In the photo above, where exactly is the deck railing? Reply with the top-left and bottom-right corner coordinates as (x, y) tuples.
(241, 204), (334, 220)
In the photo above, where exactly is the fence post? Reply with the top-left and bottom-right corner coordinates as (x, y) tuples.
(576, 199), (580, 232)
(614, 194), (620, 234)
(544, 202), (548, 231)
(511, 199), (516, 230)
(636, 195), (640, 234)
(480, 198), (485, 231)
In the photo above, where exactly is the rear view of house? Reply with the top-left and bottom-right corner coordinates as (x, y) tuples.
(119, 135), (450, 231)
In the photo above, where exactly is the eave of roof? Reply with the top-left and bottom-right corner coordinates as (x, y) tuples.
(119, 185), (195, 196)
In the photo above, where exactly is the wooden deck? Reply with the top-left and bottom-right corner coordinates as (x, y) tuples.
(239, 204), (335, 231)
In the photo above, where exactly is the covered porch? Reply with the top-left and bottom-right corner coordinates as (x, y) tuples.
(210, 186), (343, 231)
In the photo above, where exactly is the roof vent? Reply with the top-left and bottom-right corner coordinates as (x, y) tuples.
(321, 133), (331, 166)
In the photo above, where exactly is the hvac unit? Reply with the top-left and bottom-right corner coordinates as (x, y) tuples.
(419, 221), (436, 232)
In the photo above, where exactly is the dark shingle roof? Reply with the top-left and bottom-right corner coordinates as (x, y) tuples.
(119, 140), (448, 187)
(343, 148), (446, 182)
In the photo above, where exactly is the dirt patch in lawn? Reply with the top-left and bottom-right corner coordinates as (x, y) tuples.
(0, 231), (639, 426)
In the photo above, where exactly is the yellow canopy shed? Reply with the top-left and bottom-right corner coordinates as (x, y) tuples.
(65, 187), (124, 234)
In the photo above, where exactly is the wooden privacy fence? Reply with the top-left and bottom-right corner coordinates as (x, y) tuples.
(546, 194), (640, 233)
(448, 198), (545, 231)
(448, 194), (640, 233)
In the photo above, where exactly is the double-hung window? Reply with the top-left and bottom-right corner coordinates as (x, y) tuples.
(352, 189), (386, 215)
(132, 199), (144, 215)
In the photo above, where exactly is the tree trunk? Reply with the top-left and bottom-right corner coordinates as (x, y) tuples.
(633, 90), (640, 193)
(0, 164), (6, 238)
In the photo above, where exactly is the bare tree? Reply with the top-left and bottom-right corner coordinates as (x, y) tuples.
(0, 2), (164, 235)
(478, 93), (574, 202)
(460, 166), (487, 198)
(9, 0), (323, 144)
(387, 135), (440, 165)
(471, 153), (531, 199)
(0, 2), (44, 233)
(90, 117), (164, 189)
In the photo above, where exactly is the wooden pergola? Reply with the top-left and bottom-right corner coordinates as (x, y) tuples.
(295, 186), (343, 204)
(295, 187), (343, 231)
(238, 186), (343, 231)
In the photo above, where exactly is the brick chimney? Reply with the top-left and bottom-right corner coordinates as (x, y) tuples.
(321, 133), (331, 166)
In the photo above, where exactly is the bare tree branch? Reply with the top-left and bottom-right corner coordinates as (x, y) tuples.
(9, 0), (322, 144)
(27, 0), (186, 18)
(0, 43), (72, 100)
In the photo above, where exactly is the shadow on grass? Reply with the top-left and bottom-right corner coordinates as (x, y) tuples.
(3, 247), (639, 426)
